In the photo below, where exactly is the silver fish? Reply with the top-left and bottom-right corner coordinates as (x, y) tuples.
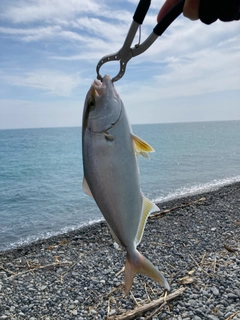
(82, 74), (170, 294)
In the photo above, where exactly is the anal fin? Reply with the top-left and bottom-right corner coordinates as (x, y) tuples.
(135, 196), (159, 246)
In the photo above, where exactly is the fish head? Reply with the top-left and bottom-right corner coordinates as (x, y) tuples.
(82, 74), (122, 133)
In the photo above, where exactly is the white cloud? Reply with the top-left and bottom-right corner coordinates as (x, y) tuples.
(0, 25), (95, 43)
(72, 17), (128, 42)
(0, 0), (133, 26)
(1, 0), (102, 24)
(0, 26), (61, 41)
(0, 70), (82, 96)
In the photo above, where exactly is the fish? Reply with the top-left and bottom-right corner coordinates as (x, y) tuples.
(82, 74), (170, 294)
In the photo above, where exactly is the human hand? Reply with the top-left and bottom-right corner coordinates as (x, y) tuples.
(157, 0), (240, 25)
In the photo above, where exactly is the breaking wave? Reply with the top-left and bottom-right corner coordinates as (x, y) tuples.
(153, 175), (240, 203)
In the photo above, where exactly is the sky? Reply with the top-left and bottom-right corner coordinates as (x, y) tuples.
(0, 0), (239, 129)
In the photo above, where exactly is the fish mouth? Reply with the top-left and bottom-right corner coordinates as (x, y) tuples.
(92, 79), (106, 97)
(92, 75), (115, 98)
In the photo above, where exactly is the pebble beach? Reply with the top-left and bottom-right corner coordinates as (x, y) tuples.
(0, 182), (240, 320)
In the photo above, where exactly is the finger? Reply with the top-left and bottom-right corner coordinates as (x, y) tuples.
(183, 0), (200, 20)
(157, 0), (179, 22)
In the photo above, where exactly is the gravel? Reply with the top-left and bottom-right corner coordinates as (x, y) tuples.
(0, 182), (240, 319)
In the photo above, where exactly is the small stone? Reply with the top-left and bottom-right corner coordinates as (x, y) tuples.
(190, 294), (199, 299)
(195, 309), (206, 317)
(0, 272), (7, 279)
(40, 285), (47, 291)
(216, 310), (224, 318)
(19, 312), (25, 317)
(211, 287), (220, 296)
(227, 293), (238, 299)
(221, 300), (229, 307)
(234, 289), (240, 296)
(109, 309), (116, 316)
(99, 309), (105, 317)
(21, 305), (29, 313)
(208, 315), (219, 320)
(72, 310), (77, 316)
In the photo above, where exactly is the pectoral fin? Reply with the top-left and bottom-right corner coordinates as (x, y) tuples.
(132, 134), (155, 159)
(82, 176), (93, 198)
(104, 132), (115, 141)
(135, 196), (159, 246)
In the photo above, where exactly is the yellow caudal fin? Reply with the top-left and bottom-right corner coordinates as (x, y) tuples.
(135, 196), (159, 246)
(124, 250), (170, 295)
(82, 176), (93, 198)
(131, 134), (155, 159)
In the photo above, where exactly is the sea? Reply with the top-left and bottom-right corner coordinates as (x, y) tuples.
(0, 120), (240, 252)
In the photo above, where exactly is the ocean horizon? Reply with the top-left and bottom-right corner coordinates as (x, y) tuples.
(1, 120), (240, 252)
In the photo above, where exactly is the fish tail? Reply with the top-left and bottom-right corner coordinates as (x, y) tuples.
(124, 250), (170, 295)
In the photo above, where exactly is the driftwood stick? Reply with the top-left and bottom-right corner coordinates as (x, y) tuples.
(8, 262), (71, 278)
(59, 253), (85, 282)
(0, 265), (16, 275)
(189, 254), (213, 277)
(108, 287), (185, 320)
(60, 259), (80, 280)
(115, 266), (125, 277)
(225, 311), (240, 320)
(145, 301), (167, 320)
(149, 197), (206, 220)
(105, 284), (124, 298)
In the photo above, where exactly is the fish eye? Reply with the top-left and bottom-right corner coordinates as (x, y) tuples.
(88, 98), (95, 110)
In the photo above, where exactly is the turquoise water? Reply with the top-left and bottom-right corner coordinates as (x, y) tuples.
(0, 121), (240, 251)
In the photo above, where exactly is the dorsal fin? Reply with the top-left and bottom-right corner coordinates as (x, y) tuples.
(82, 176), (93, 198)
(132, 134), (155, 159)
(135, 196), (159, 246)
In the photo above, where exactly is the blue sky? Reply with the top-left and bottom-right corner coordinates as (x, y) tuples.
(0, 0), (239, 129)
